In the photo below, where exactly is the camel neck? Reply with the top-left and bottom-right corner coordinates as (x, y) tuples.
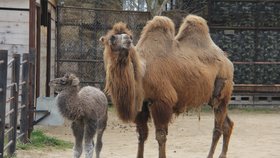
(107, 49), (130, 66)
(116, 49), (129, 64)
(58, 87), (80, 100)
(62, 86), (79, 93)
(56, 87), (80, 120)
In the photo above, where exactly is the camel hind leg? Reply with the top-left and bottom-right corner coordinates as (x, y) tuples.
(208, 113), (234, 158)
(71, 120), (84, 158)
(209, 78), (226, 108)
(219, 115), (234, 158)
(95, 118), (107, 158)
(208, 79), (234, 158)
(84, 119), (97, 158)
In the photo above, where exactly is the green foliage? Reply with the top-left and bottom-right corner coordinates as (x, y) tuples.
(17, 130), (73, 150)
(3, 155), (16, 158)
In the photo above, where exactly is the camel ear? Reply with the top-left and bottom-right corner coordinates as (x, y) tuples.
(64, 72), (70, 78)
(71, 78), (80, 86)
(99, 36), (105, 44)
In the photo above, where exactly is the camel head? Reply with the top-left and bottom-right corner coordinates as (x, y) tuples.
(49, 73), (80, 92)
(99, 22), (133, 56)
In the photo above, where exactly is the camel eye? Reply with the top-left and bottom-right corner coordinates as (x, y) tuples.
(110, 35), (116, 44)
(60, 79), (67, 85)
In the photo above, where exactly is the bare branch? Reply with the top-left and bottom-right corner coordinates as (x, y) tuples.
(145, 0), (153, 12)
(156, 0), (170, 16)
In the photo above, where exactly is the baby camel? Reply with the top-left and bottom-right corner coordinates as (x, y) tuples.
(49, 73), (108, 158)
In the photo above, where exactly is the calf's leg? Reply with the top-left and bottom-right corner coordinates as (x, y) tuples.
(71, 120), (84, 158)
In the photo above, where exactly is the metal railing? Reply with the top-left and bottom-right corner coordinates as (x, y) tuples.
(0, 50), (34, 157)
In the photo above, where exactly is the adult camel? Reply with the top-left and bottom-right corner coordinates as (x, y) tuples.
(100, 14), (234, 158)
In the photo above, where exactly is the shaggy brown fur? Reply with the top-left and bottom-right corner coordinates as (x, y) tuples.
(101, 14), (234, 158)
(100, 22), (145, 122)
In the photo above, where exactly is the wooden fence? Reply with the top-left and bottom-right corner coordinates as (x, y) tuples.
(0, 50), (35, 158)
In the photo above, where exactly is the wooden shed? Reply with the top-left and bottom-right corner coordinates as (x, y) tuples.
(0, 0), (57, 97)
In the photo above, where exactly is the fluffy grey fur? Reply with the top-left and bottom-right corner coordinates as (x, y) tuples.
(49, 73), (108, 158)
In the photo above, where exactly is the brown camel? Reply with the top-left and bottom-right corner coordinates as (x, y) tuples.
(100, 14), (234, 158)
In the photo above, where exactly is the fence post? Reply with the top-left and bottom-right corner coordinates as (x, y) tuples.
(7, 54), (20, 156)
(0, 50), (8, 158)
(20, 53), (29, 143)
(28, 49), (36, 138)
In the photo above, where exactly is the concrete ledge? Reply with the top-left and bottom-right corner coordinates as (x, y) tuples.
(36, 97), (64, 126)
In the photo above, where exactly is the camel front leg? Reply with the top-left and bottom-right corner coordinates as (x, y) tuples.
(150, 101), (172, 158)
(135, 103), (150, 158)
(156, 128), (167, 158)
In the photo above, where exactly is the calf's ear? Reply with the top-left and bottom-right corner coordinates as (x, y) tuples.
(99, 36), (105, 44)
(71, 78), (80, 86)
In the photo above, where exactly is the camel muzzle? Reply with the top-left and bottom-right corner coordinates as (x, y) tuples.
(110, 34), (132, 50)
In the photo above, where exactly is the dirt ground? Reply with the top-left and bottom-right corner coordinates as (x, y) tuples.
(17, 109), (280, 158)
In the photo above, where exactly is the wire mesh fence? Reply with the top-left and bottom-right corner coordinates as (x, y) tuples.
(209, 0), (280, 85)
(57, 1), (280, 89)
(57, 6), (151, 89)
(56, 6), (201, 89)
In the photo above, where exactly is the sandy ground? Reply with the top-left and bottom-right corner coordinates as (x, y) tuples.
(17, 110), (280, 158)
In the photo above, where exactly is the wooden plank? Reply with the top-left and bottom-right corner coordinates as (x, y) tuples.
(0, 33), (29, 45)
(0, 0), (29, 9)
(49, 0), (58, 7)
(0, 10), (29, 23)
(20, 53), (29, 143)
(49, 4), (57, 19)
(0, 50), (8, 156)
(7, 54), (20, 156)
(0, 22), (29, 34)
(234, 84), (280, 93)
(28, 49), (36, 137)
(0, 44), (28, 54)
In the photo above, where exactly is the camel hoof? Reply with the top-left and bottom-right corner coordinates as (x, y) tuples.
(206, 153), (214, 158)
(218, 154), (226, 158)
(84, 144), (94, 158)
(73, 149), (82, 158)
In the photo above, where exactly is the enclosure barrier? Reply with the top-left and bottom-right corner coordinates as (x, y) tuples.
(57, 3), (280, 105)
(0, 50), (8, 158)
(0, 50), (33, 158)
